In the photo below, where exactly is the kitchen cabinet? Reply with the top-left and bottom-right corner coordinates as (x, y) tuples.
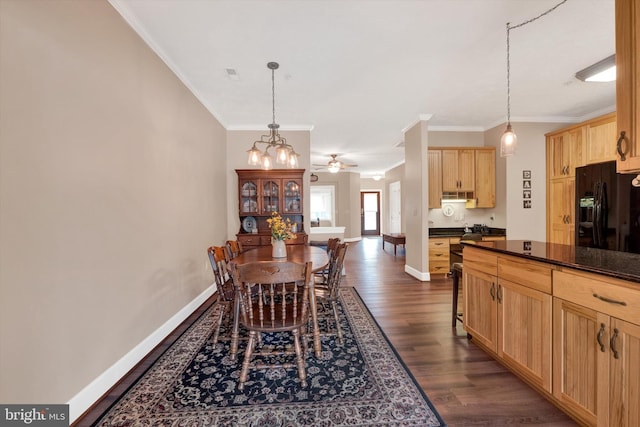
(428, 150), (442, 209)
(442, 149), (475, 193)
(615, 0), (640, 173)
(428, 147), (496, 208)
(428, 237), (450, 275)
(475, 148), (496, 208)
(463, 247), (498, 352)
(547, 177), (575, 245)
(548, 127), (584, 179)
(236, 169), (307, 249)
(553, 268), (640, 427)
(585, 112), (617, 165)
(464, 248), (553, 393)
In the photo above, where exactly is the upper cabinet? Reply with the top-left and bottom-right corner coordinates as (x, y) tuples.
(429, 147), (496, 209)
(475, 148), (496, 208)
(428, 150), (442, 209)
(585, 112), (617, 165)
(616, 0), (640, 173)
(548, 127), (584, 179)
(442, 149), (475, 192)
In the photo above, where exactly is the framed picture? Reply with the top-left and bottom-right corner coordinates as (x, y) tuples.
(523, 200), (532, 208)
(523, 170), (531, 179)
(523, 190), (531, 199)
(523, 180), (531, 189)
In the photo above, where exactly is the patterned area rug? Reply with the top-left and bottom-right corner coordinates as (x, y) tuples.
(95, 287), (446, 426)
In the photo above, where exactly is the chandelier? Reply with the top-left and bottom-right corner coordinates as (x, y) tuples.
(500, 0), (567, 157)
(247, 62), (299, 170)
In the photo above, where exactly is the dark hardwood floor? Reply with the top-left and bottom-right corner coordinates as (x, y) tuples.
(75, 236), (578, 427)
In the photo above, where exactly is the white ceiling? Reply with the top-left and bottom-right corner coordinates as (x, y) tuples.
(109, 0), (616, 177)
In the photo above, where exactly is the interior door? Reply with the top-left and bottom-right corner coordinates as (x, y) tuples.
(361, 191), (380, 236)
(389, 181), (401, 234)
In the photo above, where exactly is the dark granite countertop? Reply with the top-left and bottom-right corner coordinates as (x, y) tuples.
(463, 240), (640, 284)
(429, 227), (506, 238)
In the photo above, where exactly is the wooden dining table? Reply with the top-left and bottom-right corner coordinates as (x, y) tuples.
(228, 244), (330, 360)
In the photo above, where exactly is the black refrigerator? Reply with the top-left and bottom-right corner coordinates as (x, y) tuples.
(575, 160), (640, 254)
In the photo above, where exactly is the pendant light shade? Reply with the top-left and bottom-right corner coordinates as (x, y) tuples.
(500, 123), (517, 157)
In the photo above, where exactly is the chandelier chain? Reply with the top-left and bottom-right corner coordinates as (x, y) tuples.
(271, 67), (276, 126)
(505, 0), (568, 123)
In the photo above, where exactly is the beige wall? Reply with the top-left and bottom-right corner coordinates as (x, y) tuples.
(0, 0), (226, 409)
(403, 120), (429, 279)
(487, 121), (573, 240)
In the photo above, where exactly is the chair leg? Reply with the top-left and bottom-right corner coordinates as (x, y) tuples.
(292, 329), (307, 388)
(211, 304), (226, 345)
(331, 300), (343, 345)
(238, 331), (257, 391)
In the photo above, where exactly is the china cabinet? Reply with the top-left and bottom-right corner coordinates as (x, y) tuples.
(236, 169), (307, 249)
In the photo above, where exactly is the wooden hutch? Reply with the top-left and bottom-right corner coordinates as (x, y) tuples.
(235, 169), (308, 249)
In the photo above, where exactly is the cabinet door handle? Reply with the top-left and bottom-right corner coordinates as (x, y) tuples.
(610, 328), (620, 359)
(593, 293), (627, 306)
(616, 131), (627, 161)
(497, 284), (503, 303)
(490, 283), (496, 301)
(597, 323), (606, 353)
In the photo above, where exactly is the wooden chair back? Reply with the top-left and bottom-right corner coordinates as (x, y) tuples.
(325, 243), (348, 298)
(225, 239), (243, 259)
(231, 261), (312, 332)
(207, 246), (234, 303)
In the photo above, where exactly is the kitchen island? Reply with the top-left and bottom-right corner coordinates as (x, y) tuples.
(461, 240), (640, 427)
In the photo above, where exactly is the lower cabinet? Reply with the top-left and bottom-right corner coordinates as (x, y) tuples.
(428, 237), (450, 275)
(463, 247), (640, 427)
(553, 269), (640, 427)
(464, 247), (553, 393)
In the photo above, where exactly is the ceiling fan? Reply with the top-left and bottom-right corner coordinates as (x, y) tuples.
(313, 154), (358, 173)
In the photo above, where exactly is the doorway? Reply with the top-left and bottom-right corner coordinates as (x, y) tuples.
(389, 181), (401, 234)
(361, 191), (380, 236)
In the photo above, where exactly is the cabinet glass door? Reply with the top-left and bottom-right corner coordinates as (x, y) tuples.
(240, 180), (258, 214)
(283, 179), (302, 213)
(262, 180), (280, 214)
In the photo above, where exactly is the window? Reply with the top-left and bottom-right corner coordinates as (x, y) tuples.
(310, 185), (335, 226)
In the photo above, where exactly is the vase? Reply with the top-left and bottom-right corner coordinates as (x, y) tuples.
(272, 239), (287, 258)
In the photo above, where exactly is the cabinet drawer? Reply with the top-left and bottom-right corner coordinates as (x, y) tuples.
(429, 246), (449, 258)
(463, 246), (497, 276)
(498, 256), (553, 294)
(429, 238), (450, 249)
(554, 269), (640, 325)
(237, 234), (263, 247)
(430, 261), (451, 274)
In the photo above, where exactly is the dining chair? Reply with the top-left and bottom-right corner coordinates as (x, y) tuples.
(314, 237), (340, 283)
(207, 246), (236, 345)
(313, 243), (348, 344)
(225, 239), (243, 260)
(230, 261), (313, 390)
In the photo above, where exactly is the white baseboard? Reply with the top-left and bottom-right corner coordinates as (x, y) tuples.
(404, 264), (430, 281)
(343, 237), (362, 243)
(67, 284), (215, 423)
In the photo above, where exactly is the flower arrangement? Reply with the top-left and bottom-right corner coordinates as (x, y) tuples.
(266, 211), (296, 241)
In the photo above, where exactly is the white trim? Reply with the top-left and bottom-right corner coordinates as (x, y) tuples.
(404, 264), (430, 282)
(67, 284), (216, 423)
(343, 236), (363, 243)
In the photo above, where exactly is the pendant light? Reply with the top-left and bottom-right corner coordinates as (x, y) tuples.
(247, 62), (299, 169)
(500, 0), (567, 157)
